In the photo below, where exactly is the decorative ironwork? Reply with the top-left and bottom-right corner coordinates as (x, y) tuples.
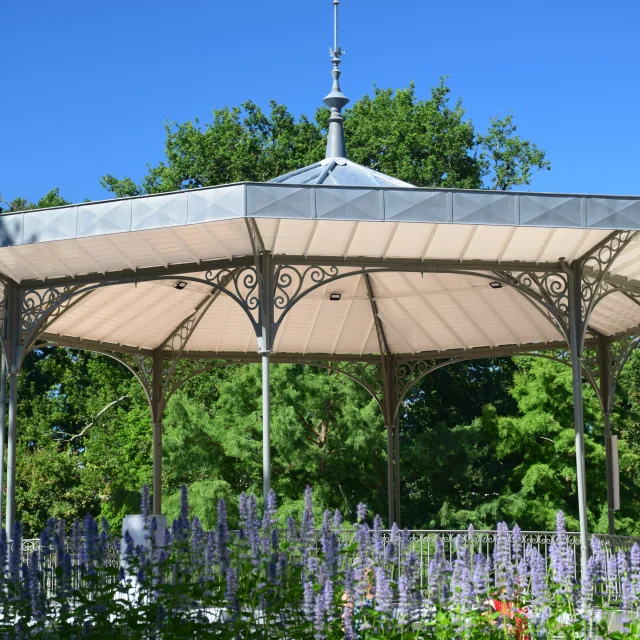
(273, 264), (343, 324)
(20, 285), (81, 345)
(204, 267), (260, 330)
(580, 231), (638, 320)
(493, 270), (570, 340)
(120, 354), (154, 404)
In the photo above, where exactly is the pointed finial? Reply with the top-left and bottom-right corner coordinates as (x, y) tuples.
(324, 0), (349, 159)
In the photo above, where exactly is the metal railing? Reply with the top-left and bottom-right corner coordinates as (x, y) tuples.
(20, 529), (640, 585)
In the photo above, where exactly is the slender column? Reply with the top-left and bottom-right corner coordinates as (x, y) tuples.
(598, 336), (615, 535)
(0, 355), (6, 526)
(151, 349), (163, 515)
(394, 410), (401, 528)
(259, 251), (274, 504)
(567, 263), (589, 577)
(262, 351), (271, 502)
(5, 371), (17, 536)
(386, 422), (394, 527)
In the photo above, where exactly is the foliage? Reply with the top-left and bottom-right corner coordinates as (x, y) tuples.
(1, 486), (639, 638)
(0, 188), (70, 213)
(101, 80), (549, 194)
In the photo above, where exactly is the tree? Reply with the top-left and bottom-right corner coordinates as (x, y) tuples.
(0, 188), (70, 213)
(101, 80), (550, 195)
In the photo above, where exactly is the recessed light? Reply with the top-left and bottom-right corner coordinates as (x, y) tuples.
(329, 293), (342, 301)
(489, 281), (503, 289)
(174, 281), (188, 290)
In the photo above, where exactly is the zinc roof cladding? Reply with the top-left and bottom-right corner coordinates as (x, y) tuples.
(269, 158), (415, 188)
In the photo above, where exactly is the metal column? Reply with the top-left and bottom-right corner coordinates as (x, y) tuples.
(259, 252), (274, 504)
(598, 336), (616, 535)
(394, 410), (401, 528)
(567, 263), (589, 577)
(0, 355), (6, 527)
(3, 281), (20, 537)
(151, 349), (163, 516)
(262, 351), (271, 501)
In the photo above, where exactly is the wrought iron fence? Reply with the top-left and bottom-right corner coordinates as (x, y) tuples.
(20, 528), (640, 587)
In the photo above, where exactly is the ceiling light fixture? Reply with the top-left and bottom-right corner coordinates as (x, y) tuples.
(489, 281), (503, 289)
(174, 281), (188, 290)
(329, 293), (342, 301)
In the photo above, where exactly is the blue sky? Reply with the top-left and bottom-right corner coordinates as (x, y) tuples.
(1, 0), (638, 205)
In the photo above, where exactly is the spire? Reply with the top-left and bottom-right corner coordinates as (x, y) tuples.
(323, 0), (349, 159)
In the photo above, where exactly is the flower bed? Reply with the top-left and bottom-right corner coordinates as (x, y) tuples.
(1, 486), (639, 638)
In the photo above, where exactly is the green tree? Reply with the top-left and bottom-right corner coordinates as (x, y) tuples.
(101, 80), (549, 195)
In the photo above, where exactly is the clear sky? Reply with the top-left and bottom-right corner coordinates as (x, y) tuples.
(1, 0), (638, 205)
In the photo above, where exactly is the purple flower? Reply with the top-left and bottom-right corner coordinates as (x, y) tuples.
(356, 502), (367, 523)
(549, 512), (572, 595)
(54, 520), (66, 566)
(631, 543), (640, 598)
(375, 567), (392, 614)
(398, 573), (412, 620)
(71, 520), (82, 561)
(29, 551), (44, 626)
(323, 577), (335, 621)
(333, 509), (343, 531)
(141, 484), (150, 518)
(372, 515), (384, 563)
(512, 524), (523, 563)
(286, 516), (297, 543)
(314, 587), (326, 639)
(83, 514), (98, 574)
(9, 521), (22, 585)
(493, 521), (512, 594)
(225, 566), (239, 620)
(429, 535), (450, 606)
(472, 554), (489, 596)
(301, 486), (315, 558)
(343, 601), (356, 640)
(303, 580), (315, 620)
(217, 499), (229, 573)
(0, 529), (7, 589)
(39, 518), (55, 560)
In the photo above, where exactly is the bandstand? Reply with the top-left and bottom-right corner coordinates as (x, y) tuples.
(2, 0), (640, 579)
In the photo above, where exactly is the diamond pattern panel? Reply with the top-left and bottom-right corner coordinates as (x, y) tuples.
(587, 198), (640, 229)
(384, 190), (449, 222)
(0, 213), (24, 247)
(453, 192), (515, 225)
(247, 185), (314, 219)
(23, 206), (78, 244)
(316, 188), (382, 220)
(132, 193), (188, 231)
(187, 186), (245, 223)
(520, 195), (582, 227)
(77, 199), (133, 237)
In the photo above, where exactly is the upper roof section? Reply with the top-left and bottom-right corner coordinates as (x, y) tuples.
(270, 158), (415, 188)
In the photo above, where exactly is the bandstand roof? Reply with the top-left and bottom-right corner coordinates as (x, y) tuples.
(2, 179), (640, 361)
(5, 0), (640, 365)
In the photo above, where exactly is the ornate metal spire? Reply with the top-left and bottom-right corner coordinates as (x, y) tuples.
(324, 0), (349, 159)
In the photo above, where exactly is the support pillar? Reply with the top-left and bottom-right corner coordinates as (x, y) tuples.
(262, 351), (271, 502)
(381, 355), (397, 528)
(567, 263), (589, 577)
(0, 355), (6, 527)
(5, 371), (17, 536)
(151, 349), (163, 516)
(257, 250), (274, 504)
(394, 410), (401, 528)
(598, 336), (616, 535)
